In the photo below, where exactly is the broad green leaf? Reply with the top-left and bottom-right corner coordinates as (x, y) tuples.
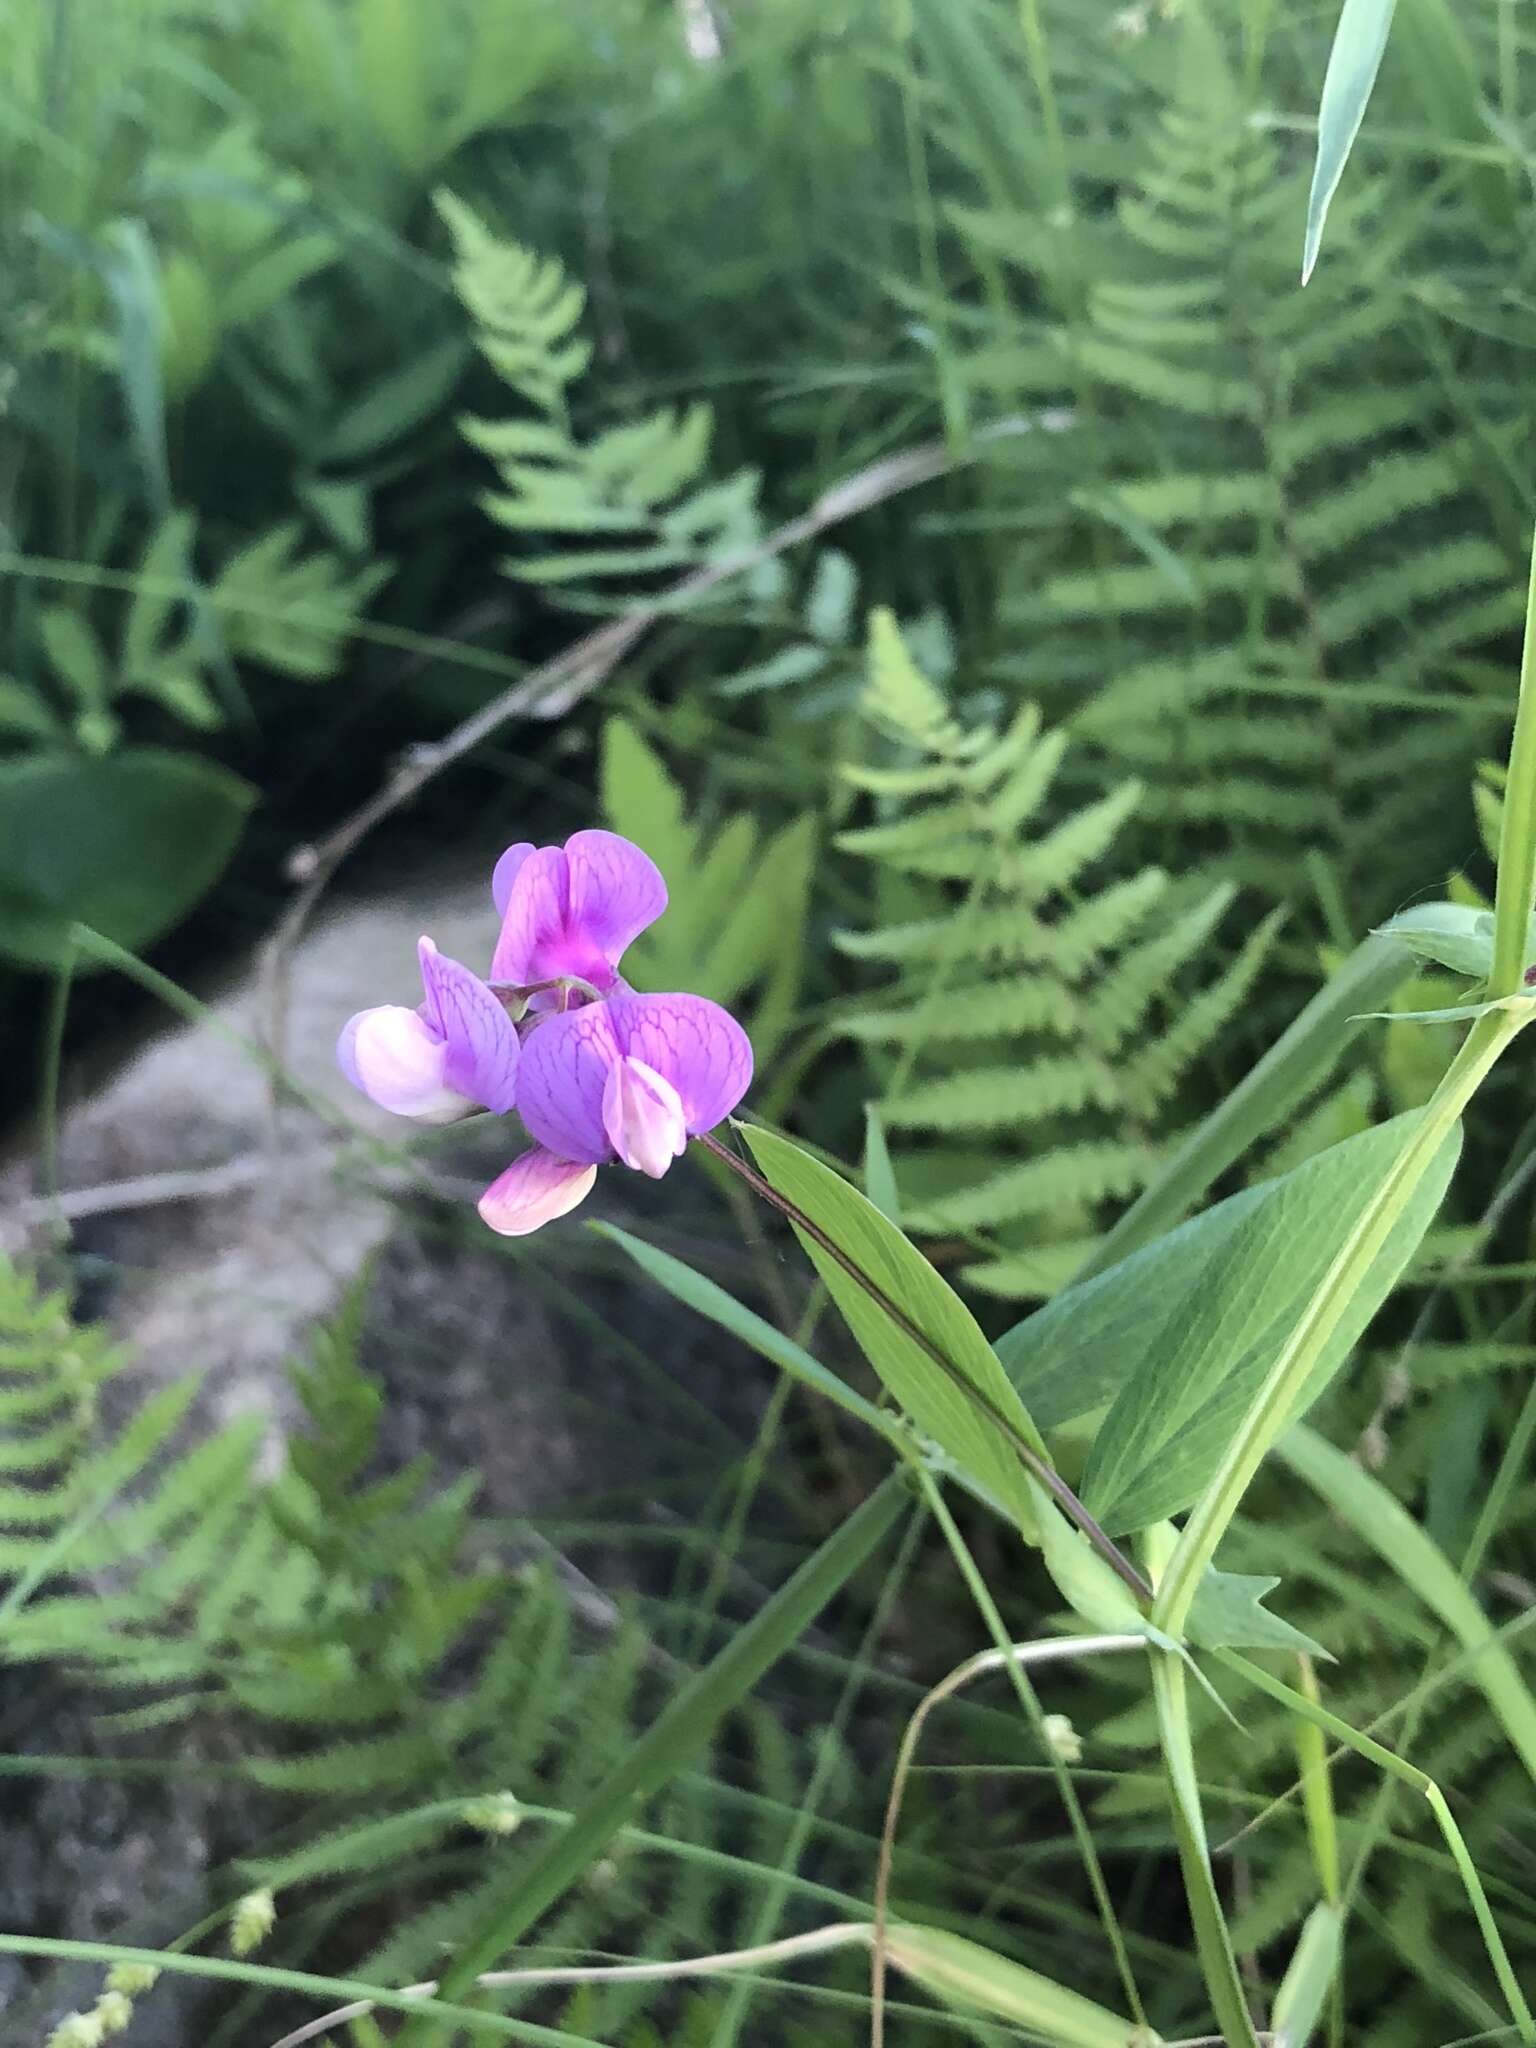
(881, 1924), (1153, 2048)
(1080, 929), (1420, 1280)
(743, 1125), (1045, 1539)
(593, 1223), (901, 1449)
(1001, 1116), (1452, 1435)
(1302, 0), (1399, 285)
(0, 747), (255, 969)
(999, 1174), (1281, 1432)
(1271, 1904), (1342, 2048)
(1080, 1115), (1459, 1533)
(1278, 1424), (1536, 1783)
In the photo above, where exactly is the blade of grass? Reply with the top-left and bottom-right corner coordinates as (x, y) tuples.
(1215, 1653), (1535, 2043)
(1303, 0), (1400, 284)
(409, 1477), (906, 2036)
(1491, 525), (1536, 996)
(1076, 931), (1418, 1284)
(0, 1935), (599, 2044)
(1276, 1424), (1536, 1782)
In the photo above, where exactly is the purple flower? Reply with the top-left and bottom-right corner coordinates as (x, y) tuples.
(337, 936), (520, 1123)
(478, 991), (753, 1236)
(491, 829), (666, 997)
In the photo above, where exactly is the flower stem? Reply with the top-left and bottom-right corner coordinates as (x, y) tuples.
(699, 1129), (1153, 1606)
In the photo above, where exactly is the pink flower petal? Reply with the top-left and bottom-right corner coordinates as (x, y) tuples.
(516, 991), (752, 1167)
(491, 842), (535, 918)
(478, 1148), (597, 1236)
(602, 1056), (687, 1178)
(608, 992), (753, 1137)
(515, 1001), (623, 1162)
(416, 937), (520, 1114)
(338, 1005), (473, 1123)
(490, 831), (666, 989)
(563, 829), (667, 969)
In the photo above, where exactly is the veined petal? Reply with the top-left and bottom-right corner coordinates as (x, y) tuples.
(416, 936), (520, 1114)
(515, 1001), (624, 1163)
(479, 1148), (597, 1236)
(490, 830), (666, 988)
(516, 991), (752, 1167)
(337, 1005), (473, 1123)
(608, 992), (753, 1136)
(563, 829), (667, 970)
(491, 842), (535, 917)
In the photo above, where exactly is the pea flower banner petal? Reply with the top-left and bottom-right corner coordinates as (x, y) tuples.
(490, 830), (667, 993)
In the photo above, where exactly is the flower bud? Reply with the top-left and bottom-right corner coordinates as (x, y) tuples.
(1041, 1712), (1083, 1764)
(231, 1886), (277, 1957)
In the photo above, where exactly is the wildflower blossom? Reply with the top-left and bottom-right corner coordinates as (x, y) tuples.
(337, 829), (751, 1237)
(479, 990), (752, 1236)
(337, 936), (520, 1123)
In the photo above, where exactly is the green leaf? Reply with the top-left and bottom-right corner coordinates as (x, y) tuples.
(1375, 902), (1495, 979)
(418, 1477), (906, 2024)
(37, 607), (109, 708)
(319, 337), (469, 464)
(880, 1924), (1150, 2048)
(1278, 1424), (1536, 1783)
(1081, 929), (1420, 1281)
(0, 681), (64, 744)
(1271, 1904), (1342, 2048)
(593, 1224), (902, 1449)
(1302, 0), (1400, 285)
(863, 1105), (899, 1223)
(1185, 1565), (1327, 1659)
(742, 1125), (1046, 1539)
(1000, 1116), (1439, 1434)
(1080, 1115), (1459, 1533)
(0, 747), (255, 969)
(804, 548), (858, 644)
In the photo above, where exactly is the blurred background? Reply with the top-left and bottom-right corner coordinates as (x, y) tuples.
(4, 0), (1536, 2041)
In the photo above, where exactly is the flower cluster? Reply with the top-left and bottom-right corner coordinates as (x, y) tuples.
(337, 830), (753, 1235)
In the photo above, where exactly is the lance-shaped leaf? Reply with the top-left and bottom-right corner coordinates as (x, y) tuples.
(1076, 1115), (1459, 1534)
(743, 1125), (1046, 1540)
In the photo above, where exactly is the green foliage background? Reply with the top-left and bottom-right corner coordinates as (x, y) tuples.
(8, 0), (1536, 2042)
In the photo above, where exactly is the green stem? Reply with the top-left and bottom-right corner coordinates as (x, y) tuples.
(1151, 1654), (1259, 2048)
(1153, 1005), (1528, 1638)
(1217, 1652), (1535, 2045)
(1491, 521), (1536, 996)
(917, 1472), (1148, 2029)
(0, 1935), (588, 2045)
